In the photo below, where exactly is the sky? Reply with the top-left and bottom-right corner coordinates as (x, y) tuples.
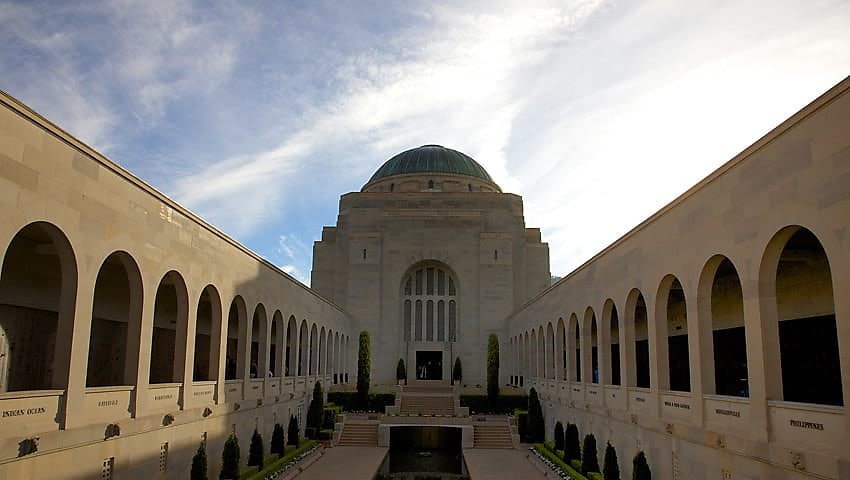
(1, 0), (849, 285)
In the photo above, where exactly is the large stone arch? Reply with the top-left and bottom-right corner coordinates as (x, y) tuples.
(0, 222), (78, 392)
(656, 274), (690, 392)
(149, 270), (189, 384)
(698, 255), (748, 397)
(87, 251), (143, 388)
(759, 225), (841, 405)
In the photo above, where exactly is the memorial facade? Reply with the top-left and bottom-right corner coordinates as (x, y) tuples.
(0, 75), (848, 478)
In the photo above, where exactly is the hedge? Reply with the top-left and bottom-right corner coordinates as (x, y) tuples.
(326, 392), (395, 412)
(243, 440), (318, 480)
(533, 443), (588, 480)
(460, 394), (528, 414)
(515, 409), (528, 441)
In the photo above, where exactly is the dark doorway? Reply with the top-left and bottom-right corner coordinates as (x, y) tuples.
(416, 351), (443, 380)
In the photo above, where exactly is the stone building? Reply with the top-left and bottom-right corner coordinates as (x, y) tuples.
(311, 144), (550, 386)
(0, 75), (848, 479)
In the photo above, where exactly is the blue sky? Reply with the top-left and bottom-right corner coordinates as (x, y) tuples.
(2, 0), (849, 284)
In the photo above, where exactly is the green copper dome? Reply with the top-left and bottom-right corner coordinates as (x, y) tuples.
(367, 145), (495, 185)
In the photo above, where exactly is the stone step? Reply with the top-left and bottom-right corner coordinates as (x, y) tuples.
(338, 423), (378, 446)
(472, 423), (513, 448)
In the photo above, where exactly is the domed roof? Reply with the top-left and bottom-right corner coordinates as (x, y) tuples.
(366, 145), (495, 185)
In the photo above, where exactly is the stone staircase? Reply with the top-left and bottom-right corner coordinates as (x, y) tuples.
(399, 394), (456, 416)
(472, 422), (514, 448)
(337, 422), (378, 446)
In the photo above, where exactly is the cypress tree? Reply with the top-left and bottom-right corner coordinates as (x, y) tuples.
(581, 433), (600, 476)
(632, 451), (651, 480)
(603, 441), (620, 480)
(564, 423), (581, 462)
(270, 423), (285, 456)
(487, 334), (500, 407)
(357, 331), (370, 408)
(190, 441), (207, 480)
(527, 387), (545, 442)
(287, 415), (300, 447)
(396, 358), (406, 384)
(554, 421), (564, 452)
(248, 428), (264, 468)
(306, 381), (324, 438)
(219, 434), (240, 480)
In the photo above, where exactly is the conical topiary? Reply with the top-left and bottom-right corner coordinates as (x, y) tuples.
(270, 423), (285, 456)
(190, 441), (207, 480)
(287, 414), (300, 446)
(248, 428), (264, 468)
(306, 381), (324, 438)
(603, 441), (620, 480)
(397, 358), (407, 384)
(581, 433), (599, 475)
(632, 450), (651, 480)
(219, 434), (240, 480)
(564, 423), (581, 461)
(554, 421), (564, 452)
(527, 388), (544, 443)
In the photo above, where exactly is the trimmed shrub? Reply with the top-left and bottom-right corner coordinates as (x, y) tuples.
(527, 388), (545, 442)
(306, 381), (324, 438)
(396, 358), (406, 384)
(554, 421), (564, 451)
(191, 441), (207, 480)
(322, 405), (340, 430)
(219, 434), (240, 480)
(248, 429), (264, 468)
(632, 451), (651, 480)
(487, 334), (500, 406)
(453, 357), (462, 385)
(357, 331), (370, 404)
(581, 433), (600, 476)
(318, 429), (333, 441)
(515, 409), (529, 442)
(603, 441), (620, 480)
(535, 443), (588, 480)
(326, 392), (395, 412)
(565, 423), (581, 462)
(270, 423), (285, 456)
(459, 394), (528, 414)
(287, 415), (299, 447)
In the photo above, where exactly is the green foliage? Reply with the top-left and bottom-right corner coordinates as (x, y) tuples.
(244, 440), (317, 480)
(564, 423), (581, 462)
(581, 433), (600, 475)
(306, 381), (324, 438)
(554, 421), (564, 452)
(357, 331), (371, 401)
(248, 429), (264, 468)
(515, 409), (528, 442)
(460, 394), (528, 414)
(535, 443), (588, 480)
(220, 434), (240, 480)
(487, 334), (500, 404)
(287, 415), (299, 447)
(317, 429), (333, 440)
(322, 404), (340, 430)
(452, 357), (462, 384)
(527, 387), (545, 442)
(632, 451), (651, 480)
(396, 358), (406, 383)
(270, 423), (285, 456)
(603, 441), (620, 480)
(191, 441), (207, 480)
(326, 392), (395, 412)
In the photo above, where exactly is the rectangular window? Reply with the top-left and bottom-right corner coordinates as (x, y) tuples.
(415, 301), (423, 341)
(426, 300), (434, 341)
(404, 300), (412, 341)
(437, 270), (445, 295)
(437, 301), (445, 341)
(415, 270), (423, 295)
(426, 268), (434, 295)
